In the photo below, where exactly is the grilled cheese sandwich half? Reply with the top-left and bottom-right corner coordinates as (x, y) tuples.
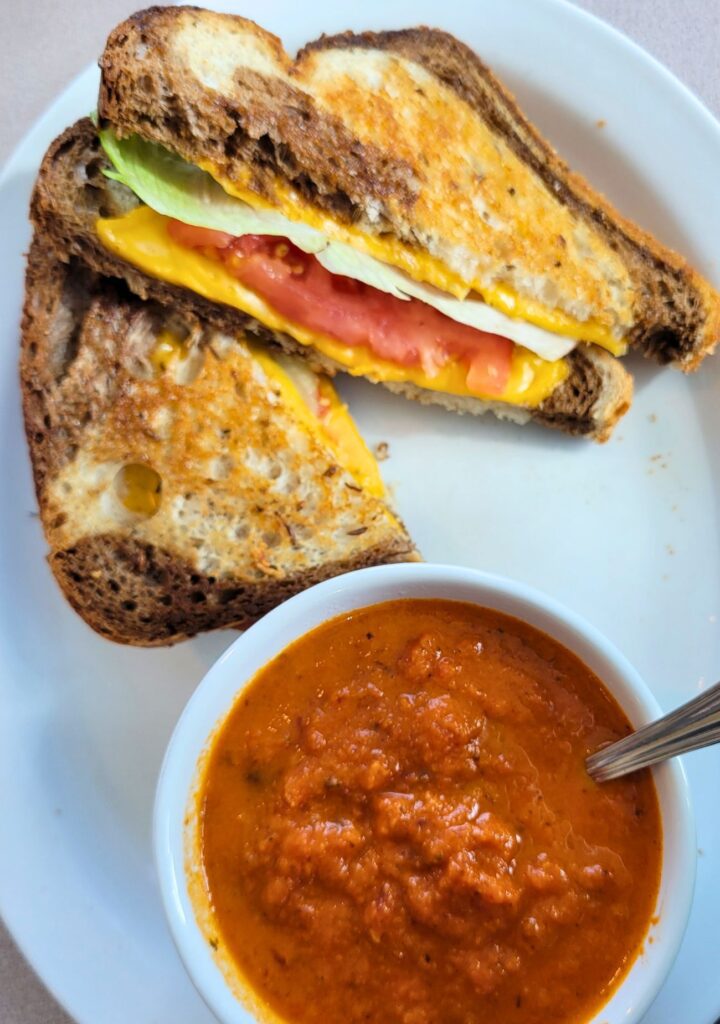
(31, 117), (633, 441)
(93, 128), (600, 412)
(95, 6), (720, 401)
(91, 10), (636, 421)
(21, 241), (416, 644)
(47, 320), (392, 550)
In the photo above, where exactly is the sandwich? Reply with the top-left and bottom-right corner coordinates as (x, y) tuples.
(20, 237), (416, 646)
(34, 9), (720, 441)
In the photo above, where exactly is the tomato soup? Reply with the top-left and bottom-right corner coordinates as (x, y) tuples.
(197, 599), (662, 1024)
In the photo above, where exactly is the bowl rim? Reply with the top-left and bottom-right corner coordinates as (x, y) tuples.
(154, 562), (696, 1024)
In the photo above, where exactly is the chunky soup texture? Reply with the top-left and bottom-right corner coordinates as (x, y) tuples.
(199, 600), (662, 1024)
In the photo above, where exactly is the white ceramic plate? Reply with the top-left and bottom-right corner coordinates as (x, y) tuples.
(1, 1), (719, 1022)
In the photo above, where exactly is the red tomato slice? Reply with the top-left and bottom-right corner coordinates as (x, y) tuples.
(466, 342), (516, 395)
(167, 219), (234, 250)
(168, 223), (513, 395)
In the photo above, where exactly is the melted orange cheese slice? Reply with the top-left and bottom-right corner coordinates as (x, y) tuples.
(247, 346), (385, 498)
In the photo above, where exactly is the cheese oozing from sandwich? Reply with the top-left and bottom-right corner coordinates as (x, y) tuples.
(247, 345), (386, 498)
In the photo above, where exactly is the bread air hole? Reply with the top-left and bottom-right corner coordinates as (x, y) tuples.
(114, 464), (162, 518)
(208, 455), (234, 481)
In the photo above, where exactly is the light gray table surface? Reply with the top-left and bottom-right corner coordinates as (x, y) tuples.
(1, 1), (718, 1021)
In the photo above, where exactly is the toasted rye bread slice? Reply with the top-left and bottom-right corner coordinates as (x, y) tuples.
(97, 8), (720, 370)
(31, 119), (631, 440)
(21, 238), (417, 646)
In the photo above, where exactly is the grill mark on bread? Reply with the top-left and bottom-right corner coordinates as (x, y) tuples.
(219, 97), (370, 226)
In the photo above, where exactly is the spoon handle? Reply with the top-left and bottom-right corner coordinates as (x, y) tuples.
(586, 680), (720, 782)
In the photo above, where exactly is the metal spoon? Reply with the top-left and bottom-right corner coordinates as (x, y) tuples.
(586, 679), (720, 782)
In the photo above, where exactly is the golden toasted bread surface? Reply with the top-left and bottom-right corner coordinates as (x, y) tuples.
(21, 240), (416, 645)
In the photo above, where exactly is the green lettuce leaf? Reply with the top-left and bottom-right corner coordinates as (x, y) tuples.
(99, 129), (327, 252)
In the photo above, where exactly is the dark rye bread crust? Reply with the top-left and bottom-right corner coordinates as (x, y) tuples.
(31, 119), (630, 440)
(48, 533), (410, 647)
(97, 8), (720, 370)
(21, 240), (416, 646)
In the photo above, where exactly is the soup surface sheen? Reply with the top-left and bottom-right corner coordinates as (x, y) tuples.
(198, 599), (662, 1024)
